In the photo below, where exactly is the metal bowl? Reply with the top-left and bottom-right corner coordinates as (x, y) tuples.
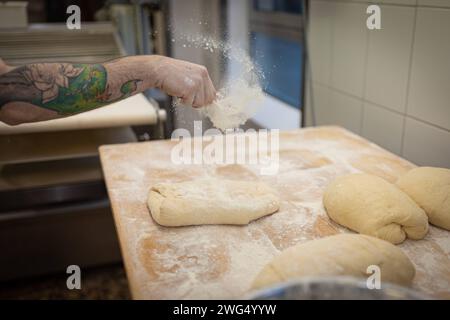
(247, 276), (428, 300)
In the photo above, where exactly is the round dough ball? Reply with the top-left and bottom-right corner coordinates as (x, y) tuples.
(251, 234), (415, 290)
(323, 173), (428, 244)
(147, 178), (280, 227)
(396, 167), (450, 230)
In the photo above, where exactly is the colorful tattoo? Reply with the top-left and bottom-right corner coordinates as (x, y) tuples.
(0, 62), (142, 118)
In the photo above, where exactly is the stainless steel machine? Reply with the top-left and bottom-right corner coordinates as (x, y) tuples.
(0, 10), (168, 281)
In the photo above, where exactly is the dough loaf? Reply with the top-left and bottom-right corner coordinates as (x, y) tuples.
(251, 234), (415, 290)
(323, 174), (428, 244)
(147, 178), (280, 227)
(396, 167), (450, 230)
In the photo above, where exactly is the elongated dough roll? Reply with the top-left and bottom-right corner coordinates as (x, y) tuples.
(396, 167), (450, 231)
(251, 234), (415, 290)
(147, 178), (280, 227)
(323, 174), (428, 244)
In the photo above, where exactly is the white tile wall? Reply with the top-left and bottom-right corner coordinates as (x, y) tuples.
(304, 80), (313, 127)
(306, 84), (363, 133)
(309, 1), (335, 85)
(417, 0), (450, 8)
(310, 0), (417, 4)
(328, 90), (363, 134)
(403, 117), (450, 167)
(304, 81), (331, 127)
(379, 0), (417, 4)
(331, 2), (368, 97)
(362, 103), (404, 154)
(306, 0), (450, 168)
(312, 83), (332, 126)
(364, 5), (415, 113)
(407, 7), (450, 131)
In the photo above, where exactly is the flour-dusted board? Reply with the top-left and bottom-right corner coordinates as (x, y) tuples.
(99, 126), (450, 299)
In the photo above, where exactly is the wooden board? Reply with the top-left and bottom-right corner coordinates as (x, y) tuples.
(99, 126), (450, 299)
(0, 94), (158, 135)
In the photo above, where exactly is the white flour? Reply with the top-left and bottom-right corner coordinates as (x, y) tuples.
(174, 35), (265, 131)
(100, 127), (450, 299)
(202, 79), (263, 130)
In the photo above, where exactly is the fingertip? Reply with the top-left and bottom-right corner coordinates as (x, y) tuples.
(209, 89), (217, 104)
(206, 95), (215, 105)
(181, 94), (195, 107)
(191, 98), (204, 108)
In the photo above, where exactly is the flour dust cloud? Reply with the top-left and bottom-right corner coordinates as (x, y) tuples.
(172, 34), (265, 131)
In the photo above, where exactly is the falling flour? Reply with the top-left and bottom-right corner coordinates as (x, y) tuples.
(174, 35), (265, 131)
(201, 79), (264, 130)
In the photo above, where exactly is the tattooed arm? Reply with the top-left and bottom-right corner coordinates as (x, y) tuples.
(0, 55), (216, 125)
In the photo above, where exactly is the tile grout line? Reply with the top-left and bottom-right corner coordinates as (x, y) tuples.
(322, 0), (336, 126)
(311, 1), (450, 137)
(312, 80), (450, 134)
(360, 4), (372, 136)
(328, 1), (336, 92)
(314, 0), (450, 10)
(403, 115), (450, 134)
(400, 5), (419, 156)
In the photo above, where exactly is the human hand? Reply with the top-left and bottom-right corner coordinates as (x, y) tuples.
(150, 56), (217, 107)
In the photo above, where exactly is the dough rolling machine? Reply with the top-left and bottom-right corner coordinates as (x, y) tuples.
(0, 22), (166, 281)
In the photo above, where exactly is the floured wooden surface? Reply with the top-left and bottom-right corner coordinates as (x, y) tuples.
(99, 126), (450, 299)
